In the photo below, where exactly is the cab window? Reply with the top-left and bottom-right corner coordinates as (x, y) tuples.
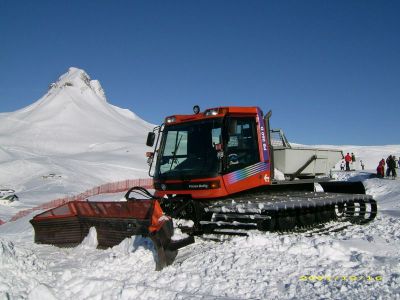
(225, 117), (260, 172)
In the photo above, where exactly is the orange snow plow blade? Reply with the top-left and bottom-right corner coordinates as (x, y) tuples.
(30, 197), (194, 270)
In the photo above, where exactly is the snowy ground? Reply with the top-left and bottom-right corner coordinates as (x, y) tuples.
(1, 171), (400, 300)
(1, 68), (399, 299)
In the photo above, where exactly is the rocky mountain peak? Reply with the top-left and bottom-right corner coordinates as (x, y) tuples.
(47, 67), (106, 100)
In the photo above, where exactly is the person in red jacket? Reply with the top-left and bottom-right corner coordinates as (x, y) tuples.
(380, 158), (386, 176)
(377, 161), (385, 178)
(345, 153), (352, 171)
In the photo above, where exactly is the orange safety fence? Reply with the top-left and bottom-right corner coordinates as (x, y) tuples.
(3, 178), (153, 224)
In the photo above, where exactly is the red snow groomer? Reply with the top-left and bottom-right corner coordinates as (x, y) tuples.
(30, 187), (194, 270)
(145, 106), (377, 232)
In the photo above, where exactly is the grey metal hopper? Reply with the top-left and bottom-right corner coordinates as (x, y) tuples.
(270, 129), (343, 179)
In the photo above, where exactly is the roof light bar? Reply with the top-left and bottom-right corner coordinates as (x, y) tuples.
(165, 116), (176, 123)
(204, 108), (219, 116)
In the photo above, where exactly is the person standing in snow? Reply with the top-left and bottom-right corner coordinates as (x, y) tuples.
(380, 158), (386, 177)
(377, 161), (385, 178)
(345, 153), (352, 171)
(340, 161), (345, 171)
(351, 153), (356, 162)
(386, 156), (391, 177)
(388, 155), (397, 179)
(360, 160), (365, 170)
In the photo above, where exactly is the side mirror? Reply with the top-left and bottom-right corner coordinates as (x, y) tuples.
(146, 132), (156, 147)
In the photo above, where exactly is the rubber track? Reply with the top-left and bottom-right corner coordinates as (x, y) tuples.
(199, 191), (377, 233)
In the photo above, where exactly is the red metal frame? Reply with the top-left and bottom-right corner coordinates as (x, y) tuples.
(32, 200), (166, 233)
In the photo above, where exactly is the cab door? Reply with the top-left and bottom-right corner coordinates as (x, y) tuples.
(222, 116), (268, 194)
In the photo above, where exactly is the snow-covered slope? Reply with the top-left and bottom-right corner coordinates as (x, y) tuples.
(0, 68), (153, 219)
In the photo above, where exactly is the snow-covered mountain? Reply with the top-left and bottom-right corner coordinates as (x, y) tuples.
(0, 67), (152, 154)
(0, 68), (154, 214)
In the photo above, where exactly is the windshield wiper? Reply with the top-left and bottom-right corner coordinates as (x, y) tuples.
(169, 133), (183, 171)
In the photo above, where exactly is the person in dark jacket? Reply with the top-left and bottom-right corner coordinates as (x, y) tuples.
(351, 153), (356, 170)
(388, 155), (397, 178)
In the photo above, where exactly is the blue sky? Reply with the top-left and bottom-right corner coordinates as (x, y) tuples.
(1, 0), (399, 145)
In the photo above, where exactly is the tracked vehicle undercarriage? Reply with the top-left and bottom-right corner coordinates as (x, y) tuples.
(158, 183), (377, 235)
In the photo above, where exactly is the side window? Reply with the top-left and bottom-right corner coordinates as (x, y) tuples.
(226, 117), (260, 172)
(211, 128), (221, 145)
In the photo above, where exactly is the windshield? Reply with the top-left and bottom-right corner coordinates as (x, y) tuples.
(155, 118), (223, 180)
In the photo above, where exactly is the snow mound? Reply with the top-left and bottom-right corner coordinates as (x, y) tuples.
(0, 239), (16, 262)
(0, 239), (46, 299)
(78, 227), (98, 249)
(27, 284), (57, 300)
